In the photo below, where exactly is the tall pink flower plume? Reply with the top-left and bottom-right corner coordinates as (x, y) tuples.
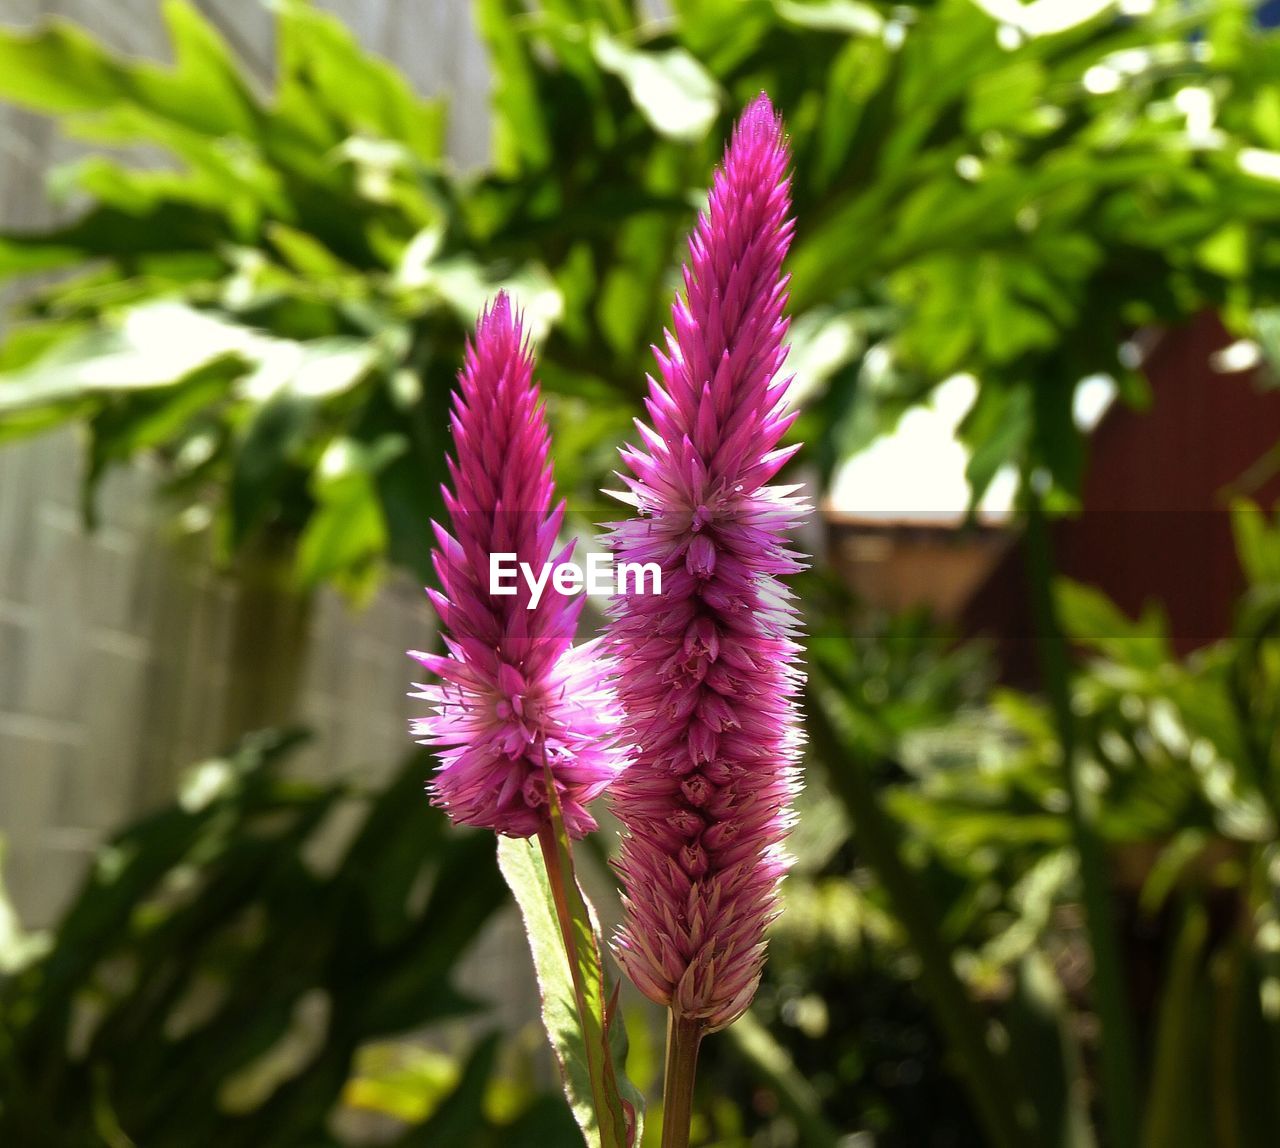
(607, 95), (806, 1032)
(410, 293), (620, 838)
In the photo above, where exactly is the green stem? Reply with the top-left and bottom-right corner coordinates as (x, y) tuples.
(535, 806), (630, 1148)
(537, 822), (581, 978)
(535, 820), (600, 1080)
(1024, 489), (1140, 1147)
(660, 1012), (703, 1148)
(807, 685), (1035, 1148)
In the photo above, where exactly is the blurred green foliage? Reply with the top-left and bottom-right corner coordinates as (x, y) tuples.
(0, 730), (580, 1146)
(4, 0), (1280, 1145)
(792, 501), (1280, 1146)
(4, 1), (1280, 586)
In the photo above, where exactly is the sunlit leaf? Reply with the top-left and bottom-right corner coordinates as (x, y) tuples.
(592, 31), (719, 142)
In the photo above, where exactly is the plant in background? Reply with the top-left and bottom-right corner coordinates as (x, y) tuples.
(606, 94), (805, 1148)
(9, 0), (1280, 597)
(0, 733), (578, 1147)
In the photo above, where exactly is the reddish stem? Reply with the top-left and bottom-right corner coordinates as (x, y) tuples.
(660, 1012), (704, 1148)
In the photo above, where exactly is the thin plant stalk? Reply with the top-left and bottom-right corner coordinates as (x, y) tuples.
(1025, 488), (1140, 1147)
(660, 1014), (704, 1148)
(537, 822), (587, 997)
(536, 758), (631, 1148)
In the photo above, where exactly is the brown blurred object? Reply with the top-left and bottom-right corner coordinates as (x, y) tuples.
(824, 514), (1012, 622)
(826, 313), (1280, 676)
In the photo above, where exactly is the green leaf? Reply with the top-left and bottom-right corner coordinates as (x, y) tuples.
(0, 303), (248, 413)
(1141, 904), (1212, 1148)
(0, 201), (230, 276)
(0, 2), (258, 138)
(591, 31), (719, 143)
(274, 0), (445, 160)
(1195, 222), (1249, 279)
(965, 59), (1047, 135)
(785, 306), (867, 407)
(1005, 954), (1095, 1148)
(771, 0), (883, 36)
(266, 222), (355, 279)
(227, 392), (317, 550)
(1231, 498), (1280, 587)
(811, 35), (890, 190)
(670, 0), (773, 73)
(497, 809), (639, 1148)
(296, 435), (404, 595)
(961, 381), (1031, 506)
(392, 1034), (501, 1146)
(0, 19), (129, 113)
(158, 0), (261, 138)
(475, 0), (552, 173)
(723, 1010), (842, 1146)
(0, 840), (51, 974)
(400, 255), (563, 342)
(1055, 578), (1170, 668)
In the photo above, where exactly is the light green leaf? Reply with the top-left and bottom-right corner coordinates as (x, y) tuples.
(0, 19), (138, 114)
(1195, 223), (1249, 279)
(785, 307), (867, 406)
(592, 31), (719, 142)
(274, 0), (444, 160)
(772, 0), (883, 36)
(265, 223), (354, 279)
(497, 803), (640, 1148)
(400, 256), (563, 343)
(1231, 498), (1280, 587)
(0, 839), (52, 974)
(1055, 578), (1170, 668)
(0, 303), (250, 412)
(296, 435), (403, 594)
(474, 0), (551, 172)
(0, 2), (258, 138)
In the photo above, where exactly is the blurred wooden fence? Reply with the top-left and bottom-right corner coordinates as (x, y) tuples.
(0, 0), (492, 930)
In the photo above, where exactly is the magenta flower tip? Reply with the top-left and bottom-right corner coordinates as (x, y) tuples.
(410, 295), (622, 839)
(737, 91), (782, 144)
(607, 96), (806, 1032)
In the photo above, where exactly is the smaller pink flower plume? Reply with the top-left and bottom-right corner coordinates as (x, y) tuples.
(608, 94), (807, 1032)
(410, 293), (621, 838)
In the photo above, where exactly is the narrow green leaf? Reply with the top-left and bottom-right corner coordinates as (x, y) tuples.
(961, 380), (1032, 507)
(1142, 904), (1211, 1148)
(497, 800), (639, 1148)
(723, 1010), (842, 1147)
(1006, 954), (1096, 1148)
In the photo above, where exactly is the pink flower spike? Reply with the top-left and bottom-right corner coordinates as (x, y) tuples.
(410, 293), (622, 839)
(607, 94), (807, 1033)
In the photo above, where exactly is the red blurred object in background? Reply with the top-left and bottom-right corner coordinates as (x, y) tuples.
(965, 312), (1280, 677)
